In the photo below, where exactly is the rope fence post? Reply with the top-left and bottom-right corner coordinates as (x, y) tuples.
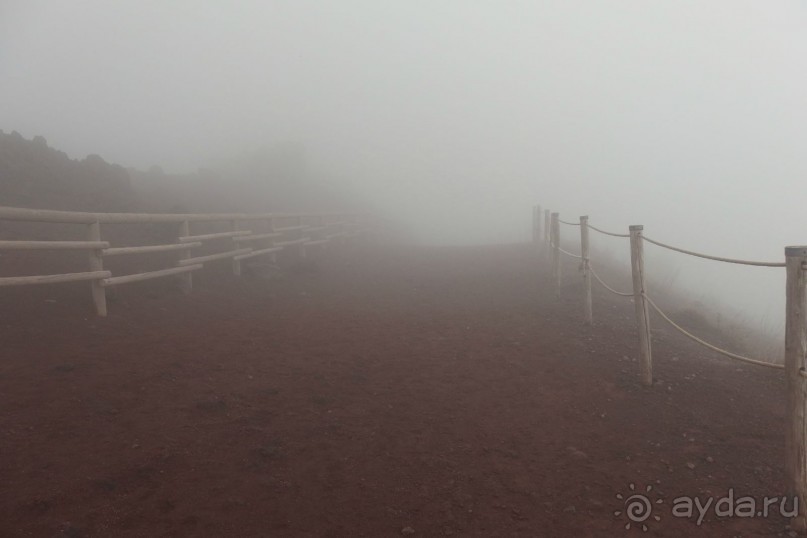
(551, 213), (560, 296)
(87, 221), (107, 317)
(178, 220), (193, 294)
(580, 215), (592, 325)
(785, 246), (807, 531)
(544, 209), (551, 245)
(629, 225), (653, 386)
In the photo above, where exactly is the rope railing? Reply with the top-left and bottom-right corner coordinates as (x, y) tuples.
(536, 208), (789, 375)
(533, 205), (807, 522)
(589, 264), (633, 297)
(558, 218), (580, 226)
(643, 292), (783, 370)
(587, 224), (630, 238)
(643, 235), (785, 267)
(557, 246), (583, 259)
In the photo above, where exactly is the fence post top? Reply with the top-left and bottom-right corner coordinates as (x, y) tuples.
(580, 215), (589, 221)
(785, 246), (807, 257)
(629, 225), (643, 231)
(551, 212), (559, 217)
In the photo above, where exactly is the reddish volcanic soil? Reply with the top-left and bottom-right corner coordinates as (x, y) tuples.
(0, 243), (794, 537)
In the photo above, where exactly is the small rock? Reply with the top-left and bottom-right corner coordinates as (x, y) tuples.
(686, 462), (696, 470)
(706, 456), (714, 463)
(401, 527), (416, 535)
(563, 505), (576, 513)
(567, 446), (588, 460)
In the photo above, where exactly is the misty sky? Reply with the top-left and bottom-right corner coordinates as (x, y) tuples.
(3, 1), (807, 329)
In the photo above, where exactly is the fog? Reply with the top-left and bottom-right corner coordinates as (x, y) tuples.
(3, 1), (807, 330)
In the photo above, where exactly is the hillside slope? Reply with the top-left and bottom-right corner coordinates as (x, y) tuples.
(0, 132), (366, 215)
(0, 131), (136, 212)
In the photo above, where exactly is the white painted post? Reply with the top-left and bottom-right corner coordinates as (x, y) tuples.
(231, 220), (242, 277)
(785, 246), (807, 531)
(580, 215), (592, 325)
(629, 225), (652, 386)
(87, 221), (107, 316)
(544, 209), (551, 245)
(551, 212), (560, 297)
(178, 220), (193, 294)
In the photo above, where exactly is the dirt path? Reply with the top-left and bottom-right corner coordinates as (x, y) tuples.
(0, 244), (793, 536)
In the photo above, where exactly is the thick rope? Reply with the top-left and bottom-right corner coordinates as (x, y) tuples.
(643, 236), (785, 267)
(589, 264), (633, 297)
(557, 247), (582, 259)
(643, 293), (783, 370)
(558, 219), (580, 226)
(588, 224), (630, 238)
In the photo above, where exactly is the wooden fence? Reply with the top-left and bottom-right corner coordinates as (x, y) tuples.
(0, 206), (368, 316)
(532, 204), (807, 530)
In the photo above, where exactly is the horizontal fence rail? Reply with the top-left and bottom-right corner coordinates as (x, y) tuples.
(0, 206), (359, 224)
(0, 270), (112, 287)
(103, 242), (203, 256)
(533, 204), (807, 530)
(0, 205), (370, 316)
(0, 240), (110, 250)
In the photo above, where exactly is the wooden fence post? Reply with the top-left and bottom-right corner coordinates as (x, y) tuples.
(580, 215), (592, 325)
(544, 209), (551, 245)
(178, 220), (193, 294)
(551, 212), (560, 297)
(629, 225), (652, 386)
(87, 221), (107, 317)
(785, 246), (807, 531)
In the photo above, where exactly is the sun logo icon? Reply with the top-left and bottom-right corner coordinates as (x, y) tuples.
(614, 483), (663, 531)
